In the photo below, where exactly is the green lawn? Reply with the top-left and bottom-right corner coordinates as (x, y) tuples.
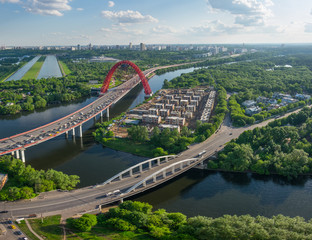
(28, 215), (63, 240)
(17, 220), (40, 240)
(58, 60), (71, 76)
(102, 138), (155, 157)
(25, 215), (153, 240)
(22, 56), (46, 80)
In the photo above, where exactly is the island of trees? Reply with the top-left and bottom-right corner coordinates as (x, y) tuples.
(0, 155), (80, 201)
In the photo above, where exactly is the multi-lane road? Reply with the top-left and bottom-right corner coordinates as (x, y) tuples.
(1, 107), (305, 221)
(0, 62), (200, 161)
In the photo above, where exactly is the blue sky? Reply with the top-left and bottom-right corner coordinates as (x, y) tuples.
(0, 0), (312, 46)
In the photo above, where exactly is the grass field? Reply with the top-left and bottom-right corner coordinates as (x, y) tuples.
(24, 215), (153, 240)
(58, 60), (71, 76)
(22, 56), (46, 80)
(102, 138), (155, 157)
(0, 72), (14, 82)
(17, 220), (40, 240)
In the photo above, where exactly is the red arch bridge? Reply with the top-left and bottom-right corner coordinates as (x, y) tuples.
(0, 60), (156, 162)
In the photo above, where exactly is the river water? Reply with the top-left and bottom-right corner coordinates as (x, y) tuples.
(6, 55), (41, 81)
(37, 55), (62, 79)
(1, 66), (312, 219)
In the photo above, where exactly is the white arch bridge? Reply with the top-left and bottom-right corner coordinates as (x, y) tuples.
(97, 153), (207, 205)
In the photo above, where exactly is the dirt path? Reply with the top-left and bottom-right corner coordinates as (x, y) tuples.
(25, 219), (44, 240)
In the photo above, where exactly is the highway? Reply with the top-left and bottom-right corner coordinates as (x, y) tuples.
(0, 62), (194, 160)
(0, 108), (302, 220)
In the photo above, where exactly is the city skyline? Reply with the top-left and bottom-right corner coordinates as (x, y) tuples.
(1, 0), (312, 46)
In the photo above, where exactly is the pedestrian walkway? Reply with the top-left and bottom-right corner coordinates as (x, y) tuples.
(25, 219), (44, 240)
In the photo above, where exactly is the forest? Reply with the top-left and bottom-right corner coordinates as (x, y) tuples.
(163, 55), (312, 126)
(0, 155), (80, 201)
(208, 106), (312, 179)
(0, 77), (90, 115)
(68, 200), (312, 240)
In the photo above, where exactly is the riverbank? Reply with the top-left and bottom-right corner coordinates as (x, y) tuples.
(18, 201), (312, 240)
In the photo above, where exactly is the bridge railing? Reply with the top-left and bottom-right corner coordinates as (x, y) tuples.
(124, 158), (199, 194)
(100, 155), (176, 186)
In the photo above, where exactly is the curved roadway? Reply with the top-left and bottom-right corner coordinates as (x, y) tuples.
(0, 107), (305, 219)
(0, 62), (195, 157)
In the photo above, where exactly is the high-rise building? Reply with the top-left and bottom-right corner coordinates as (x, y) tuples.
(77, 44), (81, 50)
(129, 42), (133, 49)
(88, 43), (92, 50)
(140, 43), (146, 51)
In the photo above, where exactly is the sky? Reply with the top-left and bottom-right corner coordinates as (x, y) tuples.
(0, 0), (312, 46)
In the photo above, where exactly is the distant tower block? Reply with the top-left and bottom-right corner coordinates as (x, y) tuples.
(129, 42), (133, 49)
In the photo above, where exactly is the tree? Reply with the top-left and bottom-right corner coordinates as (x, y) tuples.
(152, 147), (168, 157)
(72, 214), (97, 232)
(127, 126), (149, 143)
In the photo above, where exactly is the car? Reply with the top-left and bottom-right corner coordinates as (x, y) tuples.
(8, 220), (13, 224)
(15, 230), (22, 235)
(0, 210), (8, 213)
(11, 225), (16, 229)
(229, 133), (232, 135)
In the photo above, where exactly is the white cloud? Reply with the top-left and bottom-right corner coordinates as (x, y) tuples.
(76, 8), (83, 11)
(152, 25), (177, 34)
(207, 0), (273, 26)
(1, 0), (72, 16)
(190, 20), (243, 35)
(108, 1), (114, 8)
(304, 23), (312, 33)
(0, 0), (20, 3)
(24, 0), (71, 16)
(101, 10), (158, 24)
(234, 15), (264, 26)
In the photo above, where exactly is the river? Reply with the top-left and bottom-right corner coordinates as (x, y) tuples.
(6, 55), (41, 81)
(1, 66), (312, 219)
(37, 55), (62, 79)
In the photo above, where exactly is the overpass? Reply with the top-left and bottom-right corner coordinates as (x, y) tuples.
(0, 105), (307, 219)
(0, 61), (194, 162)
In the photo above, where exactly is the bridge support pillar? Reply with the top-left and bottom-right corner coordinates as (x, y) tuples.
(165, 156), (169, 162)
(129, 169), (133, 177)
(21, 149), (25, 163)
(119, 174), (123, 180)
(139, 165), (143, 173)
(119, 198), (124, 204)
(157, 159), (160, 165)
(172, 166), (175, 174)
(11, 152), (14, 156)
(149, 161), (152, 169)
(162, 171), (166, 178)
(142, 181), (146, 187)
(15, 150), (20, 159)
(100, 111), (103, 118)
(180, 163), (183, 170)
(79, 125), (83, 138)
(72, 128), (75, 137)
(153, 175), (156, 183)
(65, 131), (68, 138)
(106, 107), (110, 118)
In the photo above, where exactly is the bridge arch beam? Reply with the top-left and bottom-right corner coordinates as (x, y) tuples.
(125, 158), (198, 194)
(101, 155), (176, 186)
(100, 60), (152, 95)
